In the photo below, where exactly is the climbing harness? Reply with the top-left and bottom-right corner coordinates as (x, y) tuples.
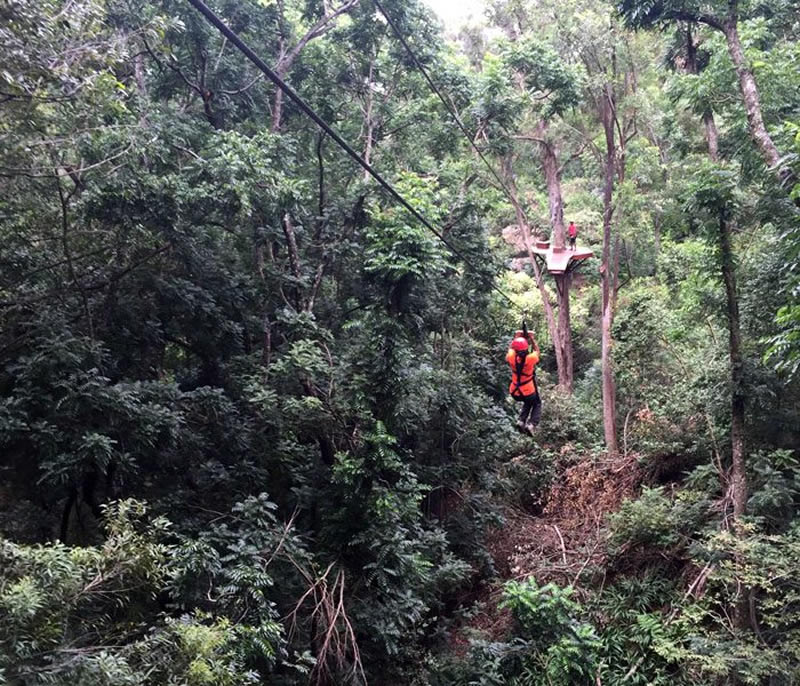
(510, 353), (535, 399)
(508, 319), (538, 399)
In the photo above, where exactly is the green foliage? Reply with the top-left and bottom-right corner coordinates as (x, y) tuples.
(594, 574), (691, 686)
(434, 579), (600, 685)
(502, 38), (583, 118)
(0, 501), (168, 684)
(608, 486), (712, 552)
(535, 381), (604, 449)
(1, 0), (800, 684)
(663, 524), (800, 684)
(0, 497), (320, 684)
(501, 579), (600, 684)
(765, 124), (800, 378)
(747, 449), (800, 529)
(365, 172), (446, 284)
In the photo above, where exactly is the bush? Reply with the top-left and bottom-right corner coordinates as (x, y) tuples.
(608, 486), (712, 553)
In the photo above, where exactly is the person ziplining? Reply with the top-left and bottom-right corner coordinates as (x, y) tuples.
(506, 325), (541, 435)
(185, 0), (587, 425)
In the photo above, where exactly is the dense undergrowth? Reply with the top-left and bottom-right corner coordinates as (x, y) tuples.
(2, 0), (800, 684)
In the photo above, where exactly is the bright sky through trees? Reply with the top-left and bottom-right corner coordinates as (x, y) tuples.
(423, 0), (485, 27)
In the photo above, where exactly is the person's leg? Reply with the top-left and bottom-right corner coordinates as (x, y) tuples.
(519, 395), (534, 424)
(513, 398), (525, 430)
(528, 394), (542, 427)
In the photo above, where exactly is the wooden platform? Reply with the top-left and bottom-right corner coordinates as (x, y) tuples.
(530, 243), (593, 275)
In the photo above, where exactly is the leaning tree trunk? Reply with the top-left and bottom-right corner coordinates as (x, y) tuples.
(722, 22), (780, 168)
(272, 81), (285, 133)
(601, 94), (619, 455)
(722, 19), (797, 200)
(720, 19), (799, 204)
(538, 122), (574, 392)
(502, 156), (562, 375)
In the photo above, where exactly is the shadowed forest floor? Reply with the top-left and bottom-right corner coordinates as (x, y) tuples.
(450, 450), (644, 648)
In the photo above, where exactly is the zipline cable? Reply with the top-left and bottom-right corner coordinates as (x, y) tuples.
(184, 0), (522, 310)
(372, 0), (519, 204)
(373, 0), (549, 326)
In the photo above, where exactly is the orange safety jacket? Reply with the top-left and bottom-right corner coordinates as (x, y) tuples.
(506, 348), (540, 398)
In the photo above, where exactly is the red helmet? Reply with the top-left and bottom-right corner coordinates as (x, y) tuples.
(511, 337), (528, 352)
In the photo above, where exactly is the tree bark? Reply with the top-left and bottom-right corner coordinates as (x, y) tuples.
(718, 208), (747, 520)
(722, 22), (780, 169)
(703, 111), (720, 162)
(685, 27), (721, 165)
(721, 21), (799, 201)
(692, 22), (748, 522)
(537, 122), (573, 391)
(271, 0), (358, 132)
(556, 273), (573, 391)
(601, 90), (619, 455)
(719, 205), (750, 637)
(362, 58), (376, 180)
(281, 212), (303, 309)
(679, 10), (798, 197)
(272, 78), (286, 133)
(693, 45), (750, 629)
(502, 157), (562, 377)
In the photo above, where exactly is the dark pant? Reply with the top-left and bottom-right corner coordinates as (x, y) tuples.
(569, 237), (576, 250)
(518, 393), (541, 426)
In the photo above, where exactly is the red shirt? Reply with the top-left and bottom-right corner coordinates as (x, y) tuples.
(568, 223), (577, 238)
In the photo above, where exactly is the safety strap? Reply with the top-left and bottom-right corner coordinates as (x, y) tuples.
(512, 352), (534, 394)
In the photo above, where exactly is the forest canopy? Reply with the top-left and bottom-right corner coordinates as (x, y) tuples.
(1, 0), (799, 684)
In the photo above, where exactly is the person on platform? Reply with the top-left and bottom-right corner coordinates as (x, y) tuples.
(568, 221), (578, 250)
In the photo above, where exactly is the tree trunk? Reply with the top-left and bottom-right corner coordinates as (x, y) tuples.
(540, 141), (566, 249)
(719, 206), (749, 638)
(692, 27), (748, 520)
(695, 72), (750, 632)
(362, 58), (376, 180)
(686, 27), (721, 165)
(653, 215), (661, 271)
(703, 111), (720, 162)
(601, 93), (619, 455)
(270, 0), (358, 134)
(281, 211), (302, 308)
(272, 84), (285, 133)
(556, 273), (574, 391)
(722, 22), (780, 169)
(718, 208), (747, 520)
(503, 158), (562, 373)
(538, 123), (573, 392)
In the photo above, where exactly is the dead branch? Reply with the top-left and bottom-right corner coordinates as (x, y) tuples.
(286, 558), (365, 685)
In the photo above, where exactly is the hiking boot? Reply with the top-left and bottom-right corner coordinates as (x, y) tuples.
(525, 422), (536, 435)
(516, 420), (526, 432)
